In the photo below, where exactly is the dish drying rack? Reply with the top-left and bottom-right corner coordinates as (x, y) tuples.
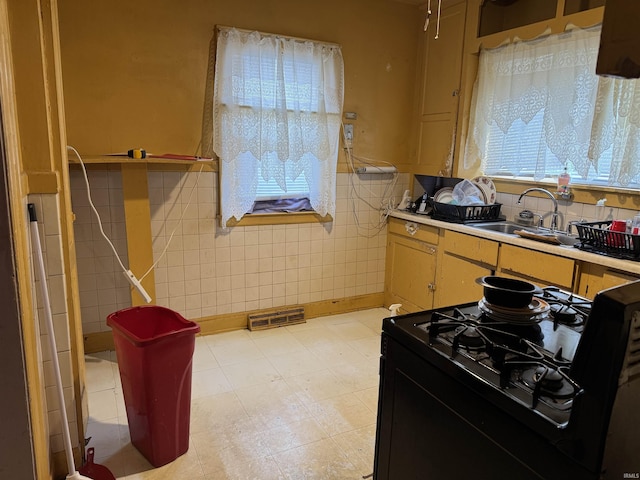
(575, 221), (640, 261)
(429, 199), (503, 224)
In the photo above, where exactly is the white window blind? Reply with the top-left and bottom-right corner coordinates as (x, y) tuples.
(484, 110), (614, 184)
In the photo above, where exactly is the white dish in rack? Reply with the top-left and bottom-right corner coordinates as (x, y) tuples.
(433, 187), (455, 204)
(471, 176), (497, 204)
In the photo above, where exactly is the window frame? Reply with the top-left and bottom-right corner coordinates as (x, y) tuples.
(212, 26), (344, 227)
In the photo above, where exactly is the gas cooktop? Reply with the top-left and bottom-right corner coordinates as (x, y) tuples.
(376, 280), (640, 480)
(392, 287), (592, 426)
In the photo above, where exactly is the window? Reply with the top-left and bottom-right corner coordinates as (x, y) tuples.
(212, 27), (344, 225)
(464, 25), (640, 188)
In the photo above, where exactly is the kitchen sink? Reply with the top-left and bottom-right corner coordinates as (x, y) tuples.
(470, 222), (580, 247)
(470, 222), (523, 235)
(553, 233), (581, 247)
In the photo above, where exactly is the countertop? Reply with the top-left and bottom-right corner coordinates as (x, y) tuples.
(389, 210), (640, 276)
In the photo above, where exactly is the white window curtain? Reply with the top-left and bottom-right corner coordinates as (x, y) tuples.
(589, 76), (640, 186)
(464, 27), (601, 180)
(465, 25), (640, 187)
(212, 27), (344, 225)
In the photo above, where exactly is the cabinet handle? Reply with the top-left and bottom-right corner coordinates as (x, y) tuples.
(405, 221), (419, 236)
(428, 283), (436, 291)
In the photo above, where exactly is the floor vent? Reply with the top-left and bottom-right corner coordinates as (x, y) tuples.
(247, 306), (305, 331)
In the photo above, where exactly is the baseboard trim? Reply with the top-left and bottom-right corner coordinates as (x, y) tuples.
(83, 292), (385, 354)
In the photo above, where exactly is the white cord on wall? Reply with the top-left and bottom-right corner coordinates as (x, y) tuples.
(68, 146), (151, 302)
(139, 163), (204, 282)
(341, 122), (399, 237)
(68, 146), (204, 303)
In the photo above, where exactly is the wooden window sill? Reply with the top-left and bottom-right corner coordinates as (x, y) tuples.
(223, 211), (332, 227)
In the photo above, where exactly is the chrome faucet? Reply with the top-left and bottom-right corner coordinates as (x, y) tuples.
(566, 219), (585, 236)
(517, 188), (559, 232)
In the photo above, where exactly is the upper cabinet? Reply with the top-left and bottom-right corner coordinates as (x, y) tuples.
(477, 0), (606, 39)
(564, 0), (605, 16)
(596, 0), (640, 78)
(478, 0), (557, 37)
(415, 1), (466, 177)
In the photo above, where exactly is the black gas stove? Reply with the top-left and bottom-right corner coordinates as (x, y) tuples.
(374, 281), (640, 480)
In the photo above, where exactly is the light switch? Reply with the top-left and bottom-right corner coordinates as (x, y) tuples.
(343, 123), (354, 147)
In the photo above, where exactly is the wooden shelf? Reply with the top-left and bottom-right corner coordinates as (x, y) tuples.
(68, 155), (217, 171)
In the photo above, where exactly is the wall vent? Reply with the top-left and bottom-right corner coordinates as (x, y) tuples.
(247, 306), (305, 331)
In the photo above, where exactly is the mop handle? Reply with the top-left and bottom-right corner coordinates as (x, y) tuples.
(28, 204), (78, 475)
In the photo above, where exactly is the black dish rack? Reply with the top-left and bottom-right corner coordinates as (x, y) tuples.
(429, 199), (503, 224)
(575, 221), (640, 261)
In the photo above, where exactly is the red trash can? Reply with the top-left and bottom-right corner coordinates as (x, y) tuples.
(107, 305), (200, 467)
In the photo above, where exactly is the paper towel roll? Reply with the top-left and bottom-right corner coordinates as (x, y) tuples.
(355, 166), (397, 174)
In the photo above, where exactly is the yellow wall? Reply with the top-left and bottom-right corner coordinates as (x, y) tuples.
(57, 0), (422, 166)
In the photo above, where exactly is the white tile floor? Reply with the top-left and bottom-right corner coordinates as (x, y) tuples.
(84, 308), (388, 479)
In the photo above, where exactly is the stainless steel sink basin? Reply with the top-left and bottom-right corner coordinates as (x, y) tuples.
(471, 222), (523, 235)
(470, 222), (580, 247)
(553, 233), (581, 247)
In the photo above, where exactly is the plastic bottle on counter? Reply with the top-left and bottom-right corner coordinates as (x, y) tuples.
(557, 167), (571, 194)
(596, 198), (607, 221)
(418, 193), (428, 213)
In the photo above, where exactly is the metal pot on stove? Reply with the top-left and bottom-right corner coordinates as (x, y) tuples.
(475, 276), (542, 308)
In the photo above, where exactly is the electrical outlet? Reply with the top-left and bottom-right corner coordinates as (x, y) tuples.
(344, 123), (354, 147)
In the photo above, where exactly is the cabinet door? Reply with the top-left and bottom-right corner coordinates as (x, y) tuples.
(596, 0), (640, 78)
(577, 263), (640, 300)
(497, 244), (575, 290)
(434, 231), (499, 308)
(415, 2), (466, 176)
(385, 233), (437, 313)
(435, 253), (492, 308)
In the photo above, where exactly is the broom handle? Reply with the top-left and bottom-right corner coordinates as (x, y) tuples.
(28, 204), (78, 475)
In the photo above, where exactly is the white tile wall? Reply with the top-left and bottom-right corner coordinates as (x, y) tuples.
(29, 194), (78, 454)
(71, 169), (409, 329)
(497, 191), (640, 230)
(70, 169), (131, 333)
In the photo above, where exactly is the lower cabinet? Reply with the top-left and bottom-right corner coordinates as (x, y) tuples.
(577, 263), (640, 300)
(384, 218), (438, 314)
(434, 230), (499, 308)
(384, 219), (640, 314)
(497, 244), (576, 290)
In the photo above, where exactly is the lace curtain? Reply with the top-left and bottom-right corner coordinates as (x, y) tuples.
(589, 76), (640, 186)
(212, 27), (344, 225)
(464, 27), (601, 180)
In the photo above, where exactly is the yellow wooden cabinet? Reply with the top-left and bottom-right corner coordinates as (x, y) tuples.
(577, 263), (640, 300)
(434, 230), (499, 308)
(415, 1), (466, 176)
(596, 0), (640, 78)
(497, 244), (576, 290)
(384, 218), (439, 314)
(384, 218), (640, 314)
